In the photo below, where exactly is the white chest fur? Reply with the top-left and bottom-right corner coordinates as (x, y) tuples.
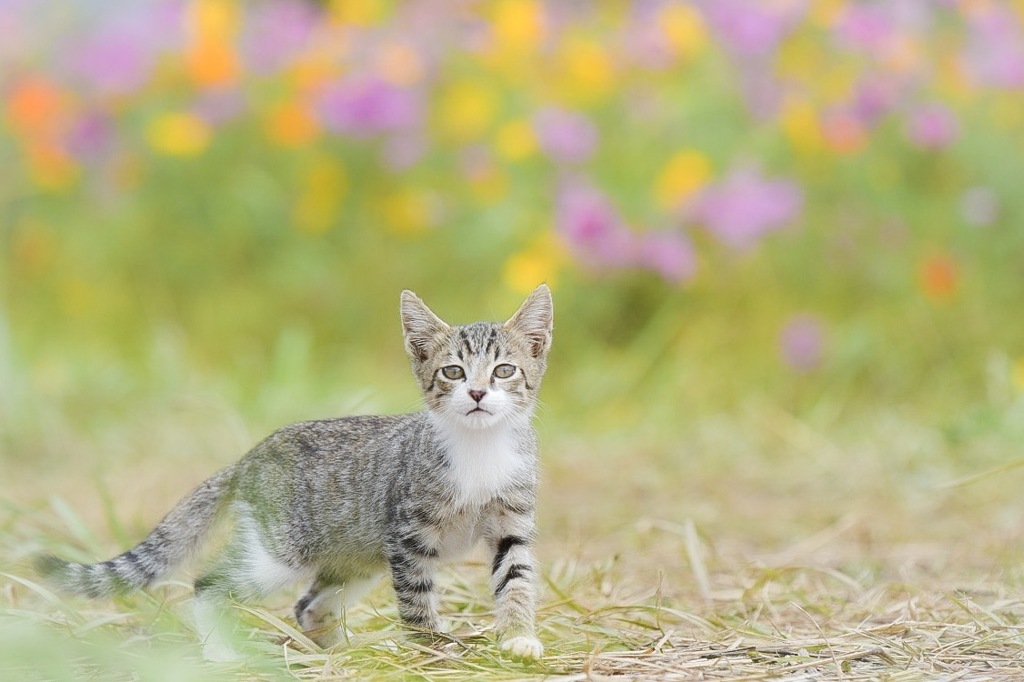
(439, 424), (527, 508)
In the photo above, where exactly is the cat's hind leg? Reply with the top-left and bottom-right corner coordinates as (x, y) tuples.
(192, 520), (310, 661)
(295, 574), (381, 649)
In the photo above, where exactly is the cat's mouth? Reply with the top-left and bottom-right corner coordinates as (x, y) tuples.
(467, 407), (490, 415)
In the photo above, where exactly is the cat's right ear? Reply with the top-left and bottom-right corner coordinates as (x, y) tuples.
(400, 291), (450, 362)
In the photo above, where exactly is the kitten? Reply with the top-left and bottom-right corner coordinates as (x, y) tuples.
(36, 285), (552, 662)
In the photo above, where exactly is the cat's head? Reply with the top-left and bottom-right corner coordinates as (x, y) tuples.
(400, 285), (553, 430)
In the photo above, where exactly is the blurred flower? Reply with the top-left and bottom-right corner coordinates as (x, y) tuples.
(658, 2), (708, 62)
(318, 77), (421, 137)
(654, 149), (712, 210)
(961, 6), (1024, 89)
(5, 76), (70, 139)
(960, 186), (999, 227)
(821, 108), (869, 154)
(691, 169), (803, 249)
(905, 103), (959, 149)
(381, 132), (427, 171)
(1012, 357), (1024, 393)
(557, 35), (615, 103)
(69, 14), (161, 95)
(186, 0), (242, 88)
(293, 156), (345, 234)
(65, 111), (114, 160)
(636, 230), (696, 283)
(491, 0), (545, 54)
(146, 112), (211, 156)
(494, 119), (537, 161)
(779, 315), (825, 372)
(698, 0), (800, 58)
(557, 184), (635, 268)
(377, 187), (434, 236)
(244, 0), (317, 74)
(780, 96), (824, 154)
(264, 99), (320, 148)
(533, 107), (598, 164)
(503, 232), (567, 294)
(833, 4), (895, 52)
(437, 80), (497, 140)
(374, 42), (425, 86)
(918, 253), (959, 301)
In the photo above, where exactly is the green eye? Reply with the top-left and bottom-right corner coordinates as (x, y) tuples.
(441, 365), (465, 380)
(493, 364), (516, 379)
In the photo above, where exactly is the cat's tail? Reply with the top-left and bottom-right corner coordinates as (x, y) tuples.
(35, 466), (236, 598)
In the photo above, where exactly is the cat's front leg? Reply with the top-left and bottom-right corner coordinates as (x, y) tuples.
(387, 547), (442, 636)
(488, 510), (543, 660)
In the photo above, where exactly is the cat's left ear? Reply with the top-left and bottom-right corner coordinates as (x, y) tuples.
(505, 284), (553, 358)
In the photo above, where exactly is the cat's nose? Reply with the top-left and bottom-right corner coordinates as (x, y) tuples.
(468, 389), (486, 403)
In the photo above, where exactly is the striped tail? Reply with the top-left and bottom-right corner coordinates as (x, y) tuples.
(36, 466), (236, 598)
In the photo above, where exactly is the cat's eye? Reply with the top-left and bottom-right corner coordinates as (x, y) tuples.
(441, 365), (465, 380)
(493, 364), (516, 379)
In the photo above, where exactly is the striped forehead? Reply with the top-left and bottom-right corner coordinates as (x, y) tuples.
(452, 322), (503, 361)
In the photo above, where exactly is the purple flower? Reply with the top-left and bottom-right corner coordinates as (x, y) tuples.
(779, 315), (825, 372)
(243, 1), (318, 74)
(697, 0), (800, 58)
(557, 184), (635, 268)
(833, 5), (895, 52)
(65, 111), (114, 160)
(691, 169), (803, 249)
(533, 107), (598, 164)
(961, 7), (1024, 89)
(317, 77), (422, 138)
(905, 103), (958, 149)
(636, 230), (696, 283)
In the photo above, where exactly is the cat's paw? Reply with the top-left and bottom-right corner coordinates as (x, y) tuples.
(500, 635), (544, 660)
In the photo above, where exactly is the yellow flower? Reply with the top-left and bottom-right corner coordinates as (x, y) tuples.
(146, 112), (211, 157)
(437, 81), (498, 141)
(329, 0), (385, 26)
(293, 157), (346, 234)
(557, 35), (615, 104)
(379, 187), (433, 236)
(494, 119), (537, 161)
(1013, 357), (1024, 393)
(654, 150), (712, 210)
(492, 0), (545, 54)
(189, 0), (239, 40)
(658, 3), (707, 61)
(780, 96), (824, 155)
(502, 232), (567, 294)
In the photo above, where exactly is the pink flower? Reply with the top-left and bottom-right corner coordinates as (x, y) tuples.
(533, 107), (598, 164)
(243, 1), (318, 74)
(318, 77), (422, 137)
(557, 184), (635, 268)
(779, 315), (825, 372)
(698, 0), (800, 58)
(691, 169), (803, 249)
(961, 7), (1024, 89)
(833, 5), (896, 52)
(636, 230), (696, 283)
(905, 104), (959, 149)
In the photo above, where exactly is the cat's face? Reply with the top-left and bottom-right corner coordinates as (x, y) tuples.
(400, 285), (553, 430)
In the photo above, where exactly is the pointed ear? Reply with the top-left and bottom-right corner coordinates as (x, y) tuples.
(505, 284), (553, 358)
(400, 290), (450, 362)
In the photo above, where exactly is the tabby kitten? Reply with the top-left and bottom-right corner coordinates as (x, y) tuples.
(36, 285), (553, 662)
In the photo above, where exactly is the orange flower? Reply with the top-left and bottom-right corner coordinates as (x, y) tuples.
(264, 100), (320, 148)
(5, 76), (69, 137)
(918, 254), (959, 301)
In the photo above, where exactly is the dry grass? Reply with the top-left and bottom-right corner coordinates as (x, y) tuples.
(4, 400), (1024, 680)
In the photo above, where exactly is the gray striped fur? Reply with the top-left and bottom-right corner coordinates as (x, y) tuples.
(37, 285), (553, 661)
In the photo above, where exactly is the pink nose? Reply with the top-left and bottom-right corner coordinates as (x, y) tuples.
(469, 389), (486, 403)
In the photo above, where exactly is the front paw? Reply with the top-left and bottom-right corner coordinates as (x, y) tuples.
(500, 635), (544, 660)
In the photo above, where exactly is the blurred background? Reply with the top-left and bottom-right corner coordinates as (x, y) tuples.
(3, 0), (1024, 564)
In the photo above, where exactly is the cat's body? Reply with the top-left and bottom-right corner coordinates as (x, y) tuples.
(36, 286), (553, 661)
